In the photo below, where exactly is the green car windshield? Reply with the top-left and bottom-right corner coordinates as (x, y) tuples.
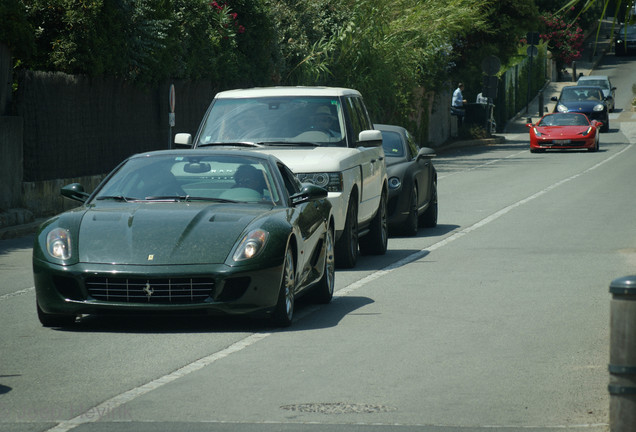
(95, 154), (280, 204)
(198, 97), (345, 147)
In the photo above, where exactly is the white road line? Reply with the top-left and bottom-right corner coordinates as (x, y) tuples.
(0, 287), (34, 301)
(43, 143), (631, 431)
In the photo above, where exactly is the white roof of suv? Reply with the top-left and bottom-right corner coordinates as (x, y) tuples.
(214, 86), (362, 98)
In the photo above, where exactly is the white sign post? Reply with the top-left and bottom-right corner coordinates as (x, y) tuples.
(168, 84), (176, 148)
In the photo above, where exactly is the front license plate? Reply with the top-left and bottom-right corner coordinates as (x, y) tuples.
(553, 140), (571, 145)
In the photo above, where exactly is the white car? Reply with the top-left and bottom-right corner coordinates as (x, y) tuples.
(576, 75), (616, 112)
(175, 87), (388, 268)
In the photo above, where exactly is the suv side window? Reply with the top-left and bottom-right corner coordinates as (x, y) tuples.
(345, 97), (363, 145)
(344, 96), (373, 145)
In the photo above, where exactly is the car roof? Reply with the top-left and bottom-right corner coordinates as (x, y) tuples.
(131, 149), (284, 165)
(214, 86), (362, 99)
(578, 75), (609, 81)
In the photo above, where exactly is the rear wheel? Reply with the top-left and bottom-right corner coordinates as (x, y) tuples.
(37, 302), (76, 327)
(313, 226), (335, 304)
(272, 248), (295, 327)
(359, 192), (388, 255)
(335, 197), (359, 268)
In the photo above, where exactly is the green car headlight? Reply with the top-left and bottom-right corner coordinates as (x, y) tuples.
(593, 104), (605, 112)
(556, 104), (569, 113)
(233, 229), (269, 261)
(47, 228), (72, 260)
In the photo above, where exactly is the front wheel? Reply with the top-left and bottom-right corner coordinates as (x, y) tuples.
(359, 192), (388, 256)
(312, 226), (335, 304)
(402, 184), (419, 237)
(272, 248), (295, 327)
(335, 198), (359, 268)
(419, 182), (438, 228)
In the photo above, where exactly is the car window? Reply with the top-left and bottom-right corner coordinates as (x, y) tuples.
(579, 79), (609, 89)
(560, 87), (602, 102)
(95, 154), (280, 204)
(345, 97), (364, 144)
(197, 96), (345, 147)
(278, 163), (301, 196)
(405, 129), (419, 160)
(380, 131), (405, 157)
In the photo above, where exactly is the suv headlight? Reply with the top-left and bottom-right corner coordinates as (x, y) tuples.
(296, 172), (343, 192)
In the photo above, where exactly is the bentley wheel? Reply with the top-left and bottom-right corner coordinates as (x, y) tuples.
(313, 226), (335, 304)
(37, 302), (76, 327)
(359, 192), (388, 256)
(272, 248), (295, 327)
(403, 184), (418, 237)
(335, 197), (358, 268)
(419, 182), (438, 228)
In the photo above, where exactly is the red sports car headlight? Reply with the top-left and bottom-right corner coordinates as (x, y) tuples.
(580, 127), (593, 136)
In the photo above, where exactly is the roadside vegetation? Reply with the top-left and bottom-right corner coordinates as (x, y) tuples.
(1, 0), (632, 132)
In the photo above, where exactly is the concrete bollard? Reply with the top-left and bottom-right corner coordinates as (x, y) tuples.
(609, 275), (636, 431)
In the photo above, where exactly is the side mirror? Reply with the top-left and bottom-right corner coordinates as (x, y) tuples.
(291, 184), (328, 206)
(61, 183), (90, 203)
(416, 147), (436, 160)
(174, 133), (193, 148)
(358, 130), (383, 147)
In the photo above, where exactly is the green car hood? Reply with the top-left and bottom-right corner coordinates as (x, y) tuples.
(78, 202), (270, 265)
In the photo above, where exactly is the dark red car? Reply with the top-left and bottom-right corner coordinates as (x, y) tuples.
(526, 113), (602, 153)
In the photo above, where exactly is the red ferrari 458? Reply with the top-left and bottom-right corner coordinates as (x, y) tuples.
(526, 112), (602, 153)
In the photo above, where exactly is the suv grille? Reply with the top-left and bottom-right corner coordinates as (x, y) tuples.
(86, 277), (215, 304)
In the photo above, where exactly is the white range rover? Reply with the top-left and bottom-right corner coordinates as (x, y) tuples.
(175, 86), (388, 268)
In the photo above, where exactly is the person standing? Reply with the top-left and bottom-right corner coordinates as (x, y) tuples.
(452, 83), (467, 127)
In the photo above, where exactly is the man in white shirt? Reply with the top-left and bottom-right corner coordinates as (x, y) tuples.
(451, 83), (467, 127)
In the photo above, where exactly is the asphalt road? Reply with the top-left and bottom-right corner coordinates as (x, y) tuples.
(1, 55), (635, 432)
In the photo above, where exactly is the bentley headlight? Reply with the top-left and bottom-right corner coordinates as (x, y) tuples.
(296, 172), (342, 192)
(556, 104), (569, 113)
(47, 228), (72, 260)
(593, 104), (605, 112)
(388, 177), (401, 190)
(233, 229), (269, 261)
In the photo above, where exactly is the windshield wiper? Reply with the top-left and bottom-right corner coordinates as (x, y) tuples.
(96, 195), (133, 202)
(197, 141), (263, 148)
(143, 195), (239, 203)
(258, 141), (320, 147)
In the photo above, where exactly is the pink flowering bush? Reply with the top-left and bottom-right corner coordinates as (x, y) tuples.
(539, 11), (584, 69)
(209, 1), (246, 38)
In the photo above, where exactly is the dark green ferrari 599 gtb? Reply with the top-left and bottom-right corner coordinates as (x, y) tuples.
(33, 150), (334, 327)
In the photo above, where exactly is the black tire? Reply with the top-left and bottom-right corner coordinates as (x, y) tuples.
(335, 197), (359, 268)
(359, 192), (388, 255)
(402, 184), (418, 237)
(272, 247), (295, 327)
(589, 137), (599, 152)
(312, 226), (335, 304)
(37, 302), (76, 327)
(419, 182), (438, 228)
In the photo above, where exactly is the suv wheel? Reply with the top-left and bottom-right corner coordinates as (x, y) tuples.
(359, 192), (388, 255)
(335, 198), (359, 268)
